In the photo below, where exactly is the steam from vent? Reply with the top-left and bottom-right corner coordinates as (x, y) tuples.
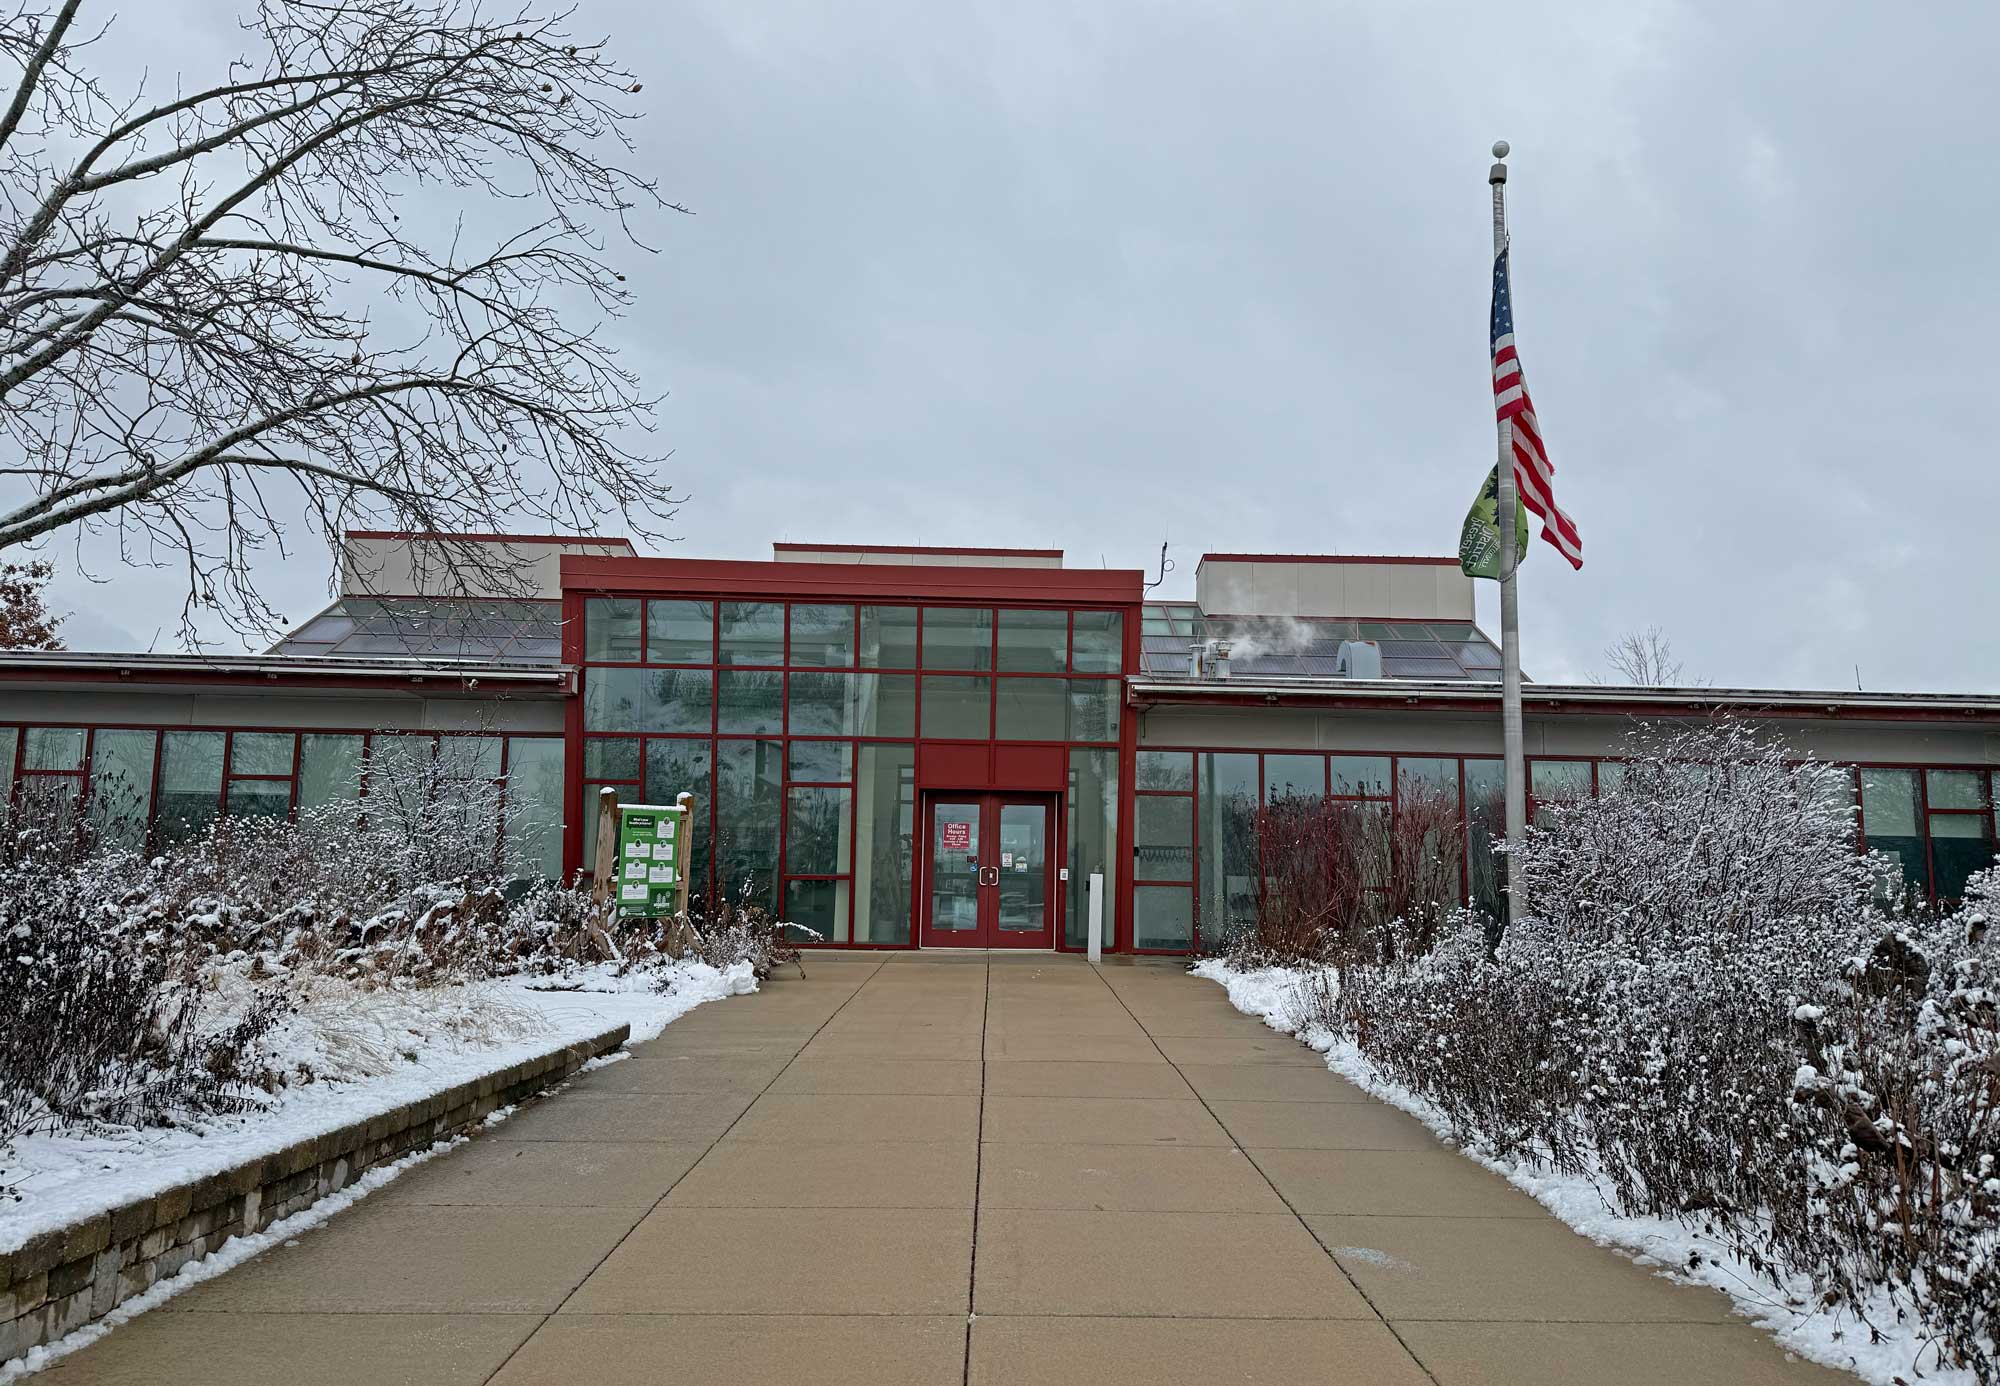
(1219, 616), (1318, 665)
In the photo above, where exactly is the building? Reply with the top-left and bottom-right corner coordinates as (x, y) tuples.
(1, 531), (1994, 954)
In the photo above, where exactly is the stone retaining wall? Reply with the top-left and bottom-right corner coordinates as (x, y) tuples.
(1, 1023), (629, 1363)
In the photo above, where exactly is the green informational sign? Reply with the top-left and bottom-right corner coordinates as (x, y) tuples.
(1459, 463), (1530, 581)
(613, 802), (689, 917)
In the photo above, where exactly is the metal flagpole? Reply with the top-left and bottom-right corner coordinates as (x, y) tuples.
(1490, 140), (1528, 924)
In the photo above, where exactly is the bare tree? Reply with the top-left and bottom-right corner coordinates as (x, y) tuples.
(1598, 625), (1689, 686)
(0, 0), (683, 637)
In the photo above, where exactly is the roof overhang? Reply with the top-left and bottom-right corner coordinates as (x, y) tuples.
(0, 652), (573, 696)
(1128, 677), (2000, 725)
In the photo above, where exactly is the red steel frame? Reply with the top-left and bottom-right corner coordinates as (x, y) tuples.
(561, 555), (1144, 951)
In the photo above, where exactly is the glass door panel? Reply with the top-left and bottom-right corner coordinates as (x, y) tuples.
(927, 801), (982, 937)
(995, 802), (1049, 936)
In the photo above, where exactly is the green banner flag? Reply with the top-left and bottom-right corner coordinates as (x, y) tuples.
(1458, 464), (1530, 581)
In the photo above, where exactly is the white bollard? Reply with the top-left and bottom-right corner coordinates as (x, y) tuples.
(1086, 871), (1104, 963)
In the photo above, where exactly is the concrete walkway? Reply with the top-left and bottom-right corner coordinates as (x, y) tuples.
(43, 953), (1850, 1385)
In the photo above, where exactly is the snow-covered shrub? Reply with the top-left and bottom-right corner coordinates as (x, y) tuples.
(1302, 720), (1998, 1380)
(0, 795), (284, 1160)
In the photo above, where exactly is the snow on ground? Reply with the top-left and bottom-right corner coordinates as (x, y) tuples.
(1, 959), (755, 1255)
(1192, 959), (1978, 1386)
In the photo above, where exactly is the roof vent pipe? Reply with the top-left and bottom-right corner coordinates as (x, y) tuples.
(1187, 644), (1206, 680)
(1212, 639), (1232, 680)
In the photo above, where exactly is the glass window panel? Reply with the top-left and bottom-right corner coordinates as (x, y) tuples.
(788, 741), (852, 783)
(0, 727), (14, 804)
(1860, 768), (1924, 892)
(1065, 748), (1120, 949)
(156, 730), (224, 844)
(584, 597), (642, 661)
(784, 877), (850, 945)
(1597, 761), (1628, 795)
(1197, 753), (1260, 951)
(1134, 885), (1194, 951)
(1397, 757), (1457, 798)
(789, 604), (855, 668)
(1264, 754), (1325, 802)
(859, 606), (919, 669)
(997, 609), (1067, 672)
(229, 731), (294, 777)
(921, 607), (993, 670)
(1930, 813), (1991, 901)
(298, 734), (363, 808)
(786, 671), (854, 737)
(996, 677), (1068, 740)
(714, 739), (782, 913)
(1066, 679), (1119, 743)
(1464, 759), (1505, 917)
(646, 599), (713, 663)
(718, 602), (784, 666)
(505, 737), (566, 880)
(1071, 610), (1124, 674)
(716, 669), (784, 735)
(226, 779), (291, 820)
(584, 666), (713, 734)
(1329, 755), (1390, 797)
(1927, 769), (1984, 811)
(922, 675), (991, 739)
(854, 744), (915, 943)
(853, 673), (917, 739)
(1135, 796), (1194, 882)
(643, 738), (711, 895)
(87, 729), (156, 851)
(787, 785), (851, 876)
(1531, 760), (1594, 801)
(23, 726), (83, 771)
(446, 735), (505, 780)
(1136, 751), (1193, 791)
(583, 737), (642, 781)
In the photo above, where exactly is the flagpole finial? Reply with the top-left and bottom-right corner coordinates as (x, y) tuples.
(1492, 140), (1509, 158)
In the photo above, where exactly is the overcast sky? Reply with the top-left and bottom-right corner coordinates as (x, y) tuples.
(41, 0), (2000, 691)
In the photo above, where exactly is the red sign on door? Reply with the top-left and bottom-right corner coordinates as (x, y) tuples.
(941, 821), (972, 852)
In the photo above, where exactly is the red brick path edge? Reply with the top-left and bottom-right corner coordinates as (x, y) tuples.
(0, 1023), (630, 1363)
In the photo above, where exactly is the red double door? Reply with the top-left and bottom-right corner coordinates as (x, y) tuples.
(918, 793), (1056, 948)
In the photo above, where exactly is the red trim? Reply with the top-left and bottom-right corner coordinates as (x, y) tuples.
(773, 542), (1063, 559)
(347, 529), (637, 550)
(1198, 553), (1461, 567)
(562, 556), (1144, 605)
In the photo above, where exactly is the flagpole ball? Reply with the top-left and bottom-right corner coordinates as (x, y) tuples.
(1492, 140), (1509, 158)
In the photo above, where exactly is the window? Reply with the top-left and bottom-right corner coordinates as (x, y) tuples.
(718, 602), (785, 666)
(1136, 751), (1193, 791)
(584, 597), (642, 662)
(647, 600), (713, 663)
(1925, 769), (1992, 900)
(859, 606), (919, 668)
(1071, 611), (1124, 674)
(1066, 680), (1119, 743)
(299, 735), (364, 808)
(786, 786), (851, 875)
(23, 726), (83, 771)
(157, 731), (225, 844)
(854, 744), (915, 944)
(921, 607), (993, 670)
(789, 604), (855, 668)
(997, 609), (1067, 672)
(715, 670), (784, 735)
(996, 677), (1067, 740)
(1134, 885), (1194, 951)
(715, 739), (782, 911)
(88, 730), (156, 850)
(1861, 768), (1923, 895)
(1066, 748), (1120, 949)
(1196, 752), (1259, 950)
(1264, 754), (1325, 802)
(1329, 756), (1390, 797)
(922, 675), (991, 739)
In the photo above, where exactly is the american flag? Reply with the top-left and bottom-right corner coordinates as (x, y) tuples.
(1491, 247), (1583, 569)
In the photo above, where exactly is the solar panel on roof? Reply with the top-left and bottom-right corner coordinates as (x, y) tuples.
(1383, 657), (1470, 678)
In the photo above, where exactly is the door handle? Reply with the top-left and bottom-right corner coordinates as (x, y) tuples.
(977, 866), (1000, 887)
